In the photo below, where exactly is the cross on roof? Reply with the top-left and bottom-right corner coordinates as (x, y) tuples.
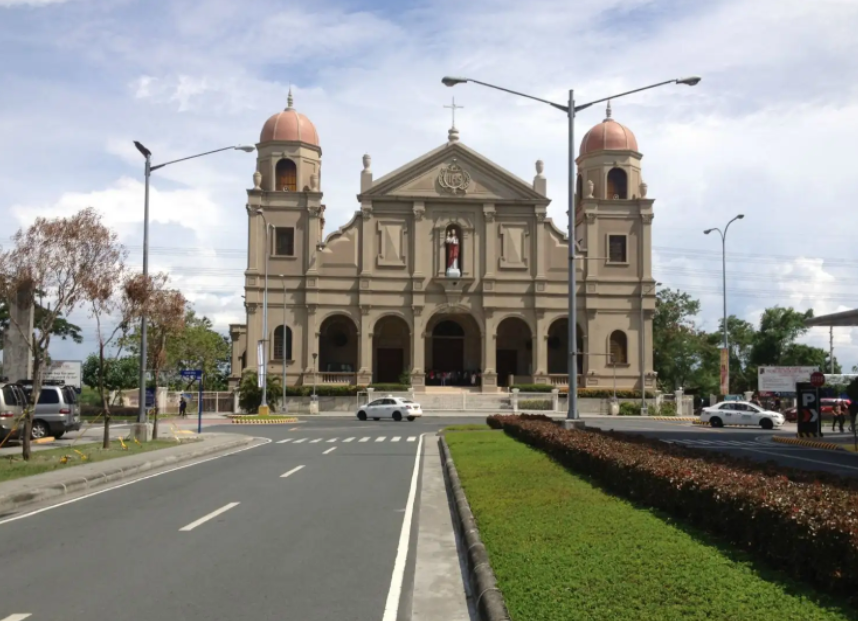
(444, 97), (464, 128)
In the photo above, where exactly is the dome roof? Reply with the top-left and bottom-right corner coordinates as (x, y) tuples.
(579, 101), (638, 156)
(259, 89), (319, 146)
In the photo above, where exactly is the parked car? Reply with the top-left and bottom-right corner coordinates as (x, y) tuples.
(18, 381), (81, 439)
(783, 398), (851, 422)
(356, 396), (422, 421)
(0, 382), (27, 440)
(699, 401), (785, 430)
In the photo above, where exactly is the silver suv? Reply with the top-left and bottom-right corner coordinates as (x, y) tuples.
(18, 381), (81, 439)
(0, 382), (27, 441)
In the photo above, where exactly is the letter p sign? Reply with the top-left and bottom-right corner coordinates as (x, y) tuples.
(802, 393), (815, 406)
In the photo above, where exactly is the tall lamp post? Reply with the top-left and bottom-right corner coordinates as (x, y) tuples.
(254, 208), (272, 415)
(132, 142), (254, 438)
(704, 214), (744, 396)
(640, 281), (661, 412)
(280, 273), (289, 413)
(441, 75), (701, 424)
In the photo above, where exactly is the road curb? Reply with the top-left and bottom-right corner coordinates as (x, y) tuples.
(439, 435), (511, 621)
(771, 436), (845, 451)
(0, 434), (256, 514)
(647, 416), (698, 422)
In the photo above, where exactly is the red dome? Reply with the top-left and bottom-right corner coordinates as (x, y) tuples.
(259, 91), (319, 145)
(579, 102), (638, 156)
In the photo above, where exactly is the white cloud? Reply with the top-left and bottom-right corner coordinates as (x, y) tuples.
(0, 0), (68, 5)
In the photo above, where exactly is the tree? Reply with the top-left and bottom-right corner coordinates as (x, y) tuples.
(0, 207), (126, 460)
(82, 354), (139, 394)
(238, 369), (282, 413)
(652, 288), (711, 392)
(749, 307), (814, 367)
(166, 309), (231, 390)
(0, 298), (83, 355)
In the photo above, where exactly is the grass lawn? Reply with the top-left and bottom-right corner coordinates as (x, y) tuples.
(444, 424), (492, 432)
(446, 430), (858, 621)
(0, 440), (178, 483)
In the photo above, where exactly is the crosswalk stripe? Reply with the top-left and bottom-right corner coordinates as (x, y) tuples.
(391, 436), (401, 442)
(276, 438), (293, 444)
(359, 437), (370, 442)
(310, 438), (322, 443)
(376, 436), (386, 442)
(293, 438), (308, 444)
(326, 438), (337, 443)
(344, 437), (355, 442)
(407, 436), (417, 442)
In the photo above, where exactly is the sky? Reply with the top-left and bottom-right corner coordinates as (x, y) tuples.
(1, 0), (858, 373)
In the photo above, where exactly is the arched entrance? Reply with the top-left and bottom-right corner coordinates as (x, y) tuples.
(496, 317), (532, 387)
(373, 316), (410, 384)
(546, 318), (586, 377)
(318, 315), (358, 377)
(425, 313), (481, 386)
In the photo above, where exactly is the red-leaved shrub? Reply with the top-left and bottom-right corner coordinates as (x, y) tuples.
(487, 414), (858, 598)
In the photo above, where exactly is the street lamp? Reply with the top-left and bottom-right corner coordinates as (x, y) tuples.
(132, 142), (254, 437)
(442, 75), (701, 424)
(640, 281), (661, 412)
(254, 208), (272, 414)
(280, 273), (289, 413)
(312, 352), (318, 398)
(704, 214), (744, 396)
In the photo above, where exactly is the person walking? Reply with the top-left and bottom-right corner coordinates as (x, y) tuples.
(179, 396), (187, 419)
(848, 400), (858, 433)
(832, 402), (845, 433)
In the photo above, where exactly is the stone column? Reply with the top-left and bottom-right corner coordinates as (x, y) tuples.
(357, 307), (373, 385)
(641, 211), (654, 280)
(410, 307), (426, 390)
(535, 212), (546, 279)
(481, 311), (497, 392)
(360, 203), (374, 276)
(533, 311), (549, 384)
(5, 283), (34, 382)
(483, 204), (496, 277)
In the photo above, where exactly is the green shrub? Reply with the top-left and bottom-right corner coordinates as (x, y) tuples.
(81, 405), (139, 418)
(511, 383), (554, 393)
(556, 387), (656, 398)
(654, 401), (677, 417)
(618, 402), (642, 416)
(368, 383), (410, 392)
(238, 370), (282, 413)
(284, 385), (360, 397)
(486, 414), (858, 599)
(519, 399), (553, 410)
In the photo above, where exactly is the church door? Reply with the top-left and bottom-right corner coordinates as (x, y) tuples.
(496, 350), (518, 387)
(432, 338), (464, 373)
(376, 348), (404, 384)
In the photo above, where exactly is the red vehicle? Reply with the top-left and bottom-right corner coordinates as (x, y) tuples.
(783, 398), (852, 422)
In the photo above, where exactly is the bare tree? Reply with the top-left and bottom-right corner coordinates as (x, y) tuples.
(89, 271), (149, 448)
(144, 281), (186, 440)
(0, 208), (126, 460)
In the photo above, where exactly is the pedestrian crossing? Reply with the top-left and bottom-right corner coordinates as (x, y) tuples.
(276, 436), (418, 445)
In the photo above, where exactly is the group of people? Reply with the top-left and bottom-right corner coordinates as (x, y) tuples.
(829, 400), (857, 433)
(425, 369), (481, 386)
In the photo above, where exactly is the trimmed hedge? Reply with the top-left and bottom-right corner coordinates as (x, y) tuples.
(486, 415), (858, 599)
(282, 383), (410, 397)
(655, 401), (677, 417)
(81, 405), (140, 418)
(519, 399), (553, 410)
(618, 402), (642, 416)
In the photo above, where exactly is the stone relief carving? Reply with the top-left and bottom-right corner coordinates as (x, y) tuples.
(437, 159), (472, 195)
(413, 202), (425, 221)
(586, 179), (594, 198)
(252, 171), (262, 190)
(641, 213), (654, 224)
(361, 204), (373, 219)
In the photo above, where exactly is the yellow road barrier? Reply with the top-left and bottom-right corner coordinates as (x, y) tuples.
(771, 436), (844, 451)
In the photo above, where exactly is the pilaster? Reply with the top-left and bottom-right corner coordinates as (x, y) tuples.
(483, 204), (496, 277)
(481, 309), (497, 392)
(533, 310), (548, 382)
(360, 201), (374, 276)
(358, 305), (373, 384)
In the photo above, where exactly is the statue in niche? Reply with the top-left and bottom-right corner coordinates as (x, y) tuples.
(445, 227), (461, 277)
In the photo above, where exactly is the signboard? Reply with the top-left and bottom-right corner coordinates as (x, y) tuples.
(180, 369), (203, 381)
(810, 371), (826, 388)
(758, 366), (818, 393)
(796, 382), (822, 437)
(719, 348), (729, 395)
(43, 360), (82, 389)
(145, 388), (156, 408)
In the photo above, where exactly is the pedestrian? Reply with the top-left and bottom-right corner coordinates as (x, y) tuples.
(849, 400), (858, 433)
(179, 396), (187, 419)
(832, 402), (845, 433)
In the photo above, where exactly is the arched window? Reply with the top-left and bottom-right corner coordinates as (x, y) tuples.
(433, 320), (465, 337)
(606, 168), (628, 199)
(276, 159), (297, 192)
(609, 330), (627, 365)
(273, 325), (293, 360)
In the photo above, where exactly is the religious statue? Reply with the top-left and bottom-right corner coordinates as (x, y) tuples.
(445, 228), (461, 277)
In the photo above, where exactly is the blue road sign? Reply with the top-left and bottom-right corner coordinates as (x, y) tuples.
(180, 369), (203, 381)
(145, 388), (156, 408)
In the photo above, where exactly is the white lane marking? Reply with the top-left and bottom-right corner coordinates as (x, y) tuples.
(310, 438), (322, 443)
(179, 502), (240, 532)
(277, 438), (293, 444)
(343, 437), (355, 442)
(280, 465), (306, 478)
(289, 427), (300, 431)
(323, 447), (337, 455)
(326, 438), (338, 443)
(0, 438), (271, 527)
(391, 436), (401, 442)
(376, 436), (386, 442)
(730, 447), (858, 471)
(293, 438), (308, 443)
(382, 433), (424, 621)
(359, 437), (370, 442)
(407, 436), (416, 442)
(2, 615), (33, 621)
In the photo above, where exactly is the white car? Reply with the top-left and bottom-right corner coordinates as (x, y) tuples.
(700, 401), (785, 430)
(357, 396), (423, 422)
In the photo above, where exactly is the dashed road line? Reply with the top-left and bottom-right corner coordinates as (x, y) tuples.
(376, 436), (386, 442)
(391, 436), (401, 442)
(343, 437), (355, 442)
(310, 438), (322, 443)
(276, 438), (293, 444)
(280, 465), (305, 478)
(1, 614), (33, 621)
(326, 438), (337, 443)
(293, 438), (308, 444)
(180, 502), (240, 532)
(407, 436), (417, 442)
(323, 447), (337, 455)
(359, 437), (370, 442)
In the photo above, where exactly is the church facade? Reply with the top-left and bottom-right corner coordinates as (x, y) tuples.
(229, 93), (657, 393)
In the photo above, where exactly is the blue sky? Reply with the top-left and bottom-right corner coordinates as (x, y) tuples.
(2, 0), (858, 371)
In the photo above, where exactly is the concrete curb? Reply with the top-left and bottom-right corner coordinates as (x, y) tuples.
(771, 436), (845, 451)
(647, 416), (698, 422)
(439, 435), (511, 621)
(0, 434), (255, 514)
(230, 418), (298, 424)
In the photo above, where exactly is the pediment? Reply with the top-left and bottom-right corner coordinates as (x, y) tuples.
(360, 142), (548, 203)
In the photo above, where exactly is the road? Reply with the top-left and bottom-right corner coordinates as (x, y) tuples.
(0, 416), (479, 621)
(586, 417), (858, 477)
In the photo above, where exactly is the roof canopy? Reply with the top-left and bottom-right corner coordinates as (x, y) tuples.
(805, 308), (858, 327)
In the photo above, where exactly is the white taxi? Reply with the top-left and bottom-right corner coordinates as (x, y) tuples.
(356, 395), (423, 422)
(700, 401), (785, 430)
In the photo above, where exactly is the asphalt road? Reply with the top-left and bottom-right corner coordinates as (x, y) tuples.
(0, 416), (480, 621)
(587, 417), (858, 477)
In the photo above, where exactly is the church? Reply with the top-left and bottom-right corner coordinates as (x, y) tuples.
(228, 91), (657, 393)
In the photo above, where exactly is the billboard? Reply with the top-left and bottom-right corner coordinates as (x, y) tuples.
(757, 366), (818, 393)
(43, 360), (82, 389)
